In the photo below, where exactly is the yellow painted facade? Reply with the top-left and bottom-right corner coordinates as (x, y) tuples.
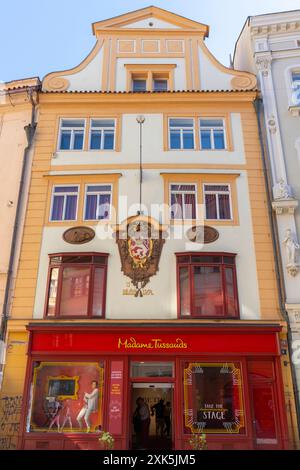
(1, 6), (299, 450)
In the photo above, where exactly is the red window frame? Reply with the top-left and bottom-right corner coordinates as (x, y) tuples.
(44, 252), (108, 319)
(176, 252), (240, 319)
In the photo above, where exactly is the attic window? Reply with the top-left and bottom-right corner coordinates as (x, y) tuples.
(149, 22), (154, 27)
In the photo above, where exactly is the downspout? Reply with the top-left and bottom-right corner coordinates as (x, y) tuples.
(253, 96), (300, 439)
(0, 86), (39, 343)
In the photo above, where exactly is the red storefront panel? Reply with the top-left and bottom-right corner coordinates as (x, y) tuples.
(30, 329), (280, 355)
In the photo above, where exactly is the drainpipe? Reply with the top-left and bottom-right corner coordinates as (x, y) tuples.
(0, 86), (39, 344)
(253, 96), (300, 440)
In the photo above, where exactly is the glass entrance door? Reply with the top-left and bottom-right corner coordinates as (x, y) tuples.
(131, 383), (174, 450)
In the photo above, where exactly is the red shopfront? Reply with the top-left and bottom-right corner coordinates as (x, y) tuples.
(19, 323), (289, 450)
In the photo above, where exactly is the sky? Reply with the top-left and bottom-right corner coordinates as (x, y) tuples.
(0, 0), (299, 82)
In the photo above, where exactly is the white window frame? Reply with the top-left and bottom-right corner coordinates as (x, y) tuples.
(199, 118), (226, 150)
(89, 119), (116, 151)
(169, 182), (198, 220)
(291, 70), (300, 106)
(203, 183), (232, 220)
(57, 118), (86, 151)
(83, 184), (113, 221)
(50, 184), (80, 222)
(168, 118), (195, 150)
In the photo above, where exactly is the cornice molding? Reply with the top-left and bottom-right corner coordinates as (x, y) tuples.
(250, 20), (300, 37)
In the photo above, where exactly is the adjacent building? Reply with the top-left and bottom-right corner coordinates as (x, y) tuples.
(0, 6), (299, 450)
(234, 8), (300, 437)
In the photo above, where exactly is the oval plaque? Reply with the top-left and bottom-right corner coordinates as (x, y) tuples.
(186, 225), (219, 244)
(63, 226), (95, 245)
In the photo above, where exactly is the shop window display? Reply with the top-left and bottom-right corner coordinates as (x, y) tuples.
(27, 362), (104, 433)
(183, 362), (245, 434)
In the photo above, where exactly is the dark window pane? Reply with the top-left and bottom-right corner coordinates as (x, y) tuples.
(92, 119), (114, 128)
(62, 256), (92, 264)
(65, 195), (77, 220)
(191, 256), (221, 263)
(73, 132), (84, 150)
(205, 194), (217, 219)
(133, 80), (147, 92)
(51, 195), (64, 221)
(103, 132), (114, 149)
(184, 193), (196, 219)
(170, 193), (183, 219)
(98, 194), (111, 220)
(224, 256), (235, 264)
(90, 131), (101, 150)
(170, 119), (193, 127)
(214, 130), (225, 149)
(200, 119), (223, 127)
(46, 268), (59, 316)
(177, 256), (190, 264)
(61, 120), (85, 128)
(154, 79), (168, 91)
(94, 256), (107, 264)
(60, 131), (71, 150)
(182, 132), (194, 149)
(180, 267), (190, 316)
(225, 267), (236, 316)
(92, 267), (104, 317)
(60, 267), (90, 316)
(204, 185), (229, 192)
(85, 194), (97, 219)
(54, 186), (78, 193)
(219, 194), (231, 219)
(193, 266), (223, 317)
(200, 130), (211, 149)
(170, 131), (181, 149)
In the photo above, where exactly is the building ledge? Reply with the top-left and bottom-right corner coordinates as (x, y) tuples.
(272, 199), (298, 215)
(288, 105), (300, 117)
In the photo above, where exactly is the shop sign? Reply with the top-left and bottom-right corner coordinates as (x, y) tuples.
(117, 337), (188, 351)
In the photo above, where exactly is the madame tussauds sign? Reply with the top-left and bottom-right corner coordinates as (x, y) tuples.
(117, 336), (188, 350)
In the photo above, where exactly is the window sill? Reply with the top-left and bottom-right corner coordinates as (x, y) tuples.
(288, 106), (300, 117)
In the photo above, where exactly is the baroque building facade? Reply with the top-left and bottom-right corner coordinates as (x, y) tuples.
(0, 6), (299, 450)
(234, 8), (300, 438)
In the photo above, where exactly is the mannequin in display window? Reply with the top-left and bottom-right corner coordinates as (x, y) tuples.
(76, 380), (99, 432)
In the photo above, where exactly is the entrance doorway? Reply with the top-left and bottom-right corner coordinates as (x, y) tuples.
(131, 383), (173, 450)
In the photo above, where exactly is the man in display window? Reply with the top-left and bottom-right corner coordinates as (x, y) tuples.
(77, 380), (99, 432)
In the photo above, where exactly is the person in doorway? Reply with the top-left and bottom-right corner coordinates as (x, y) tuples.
(163, 401), (171, 437)
(151, 399), (165, 437)
(76, 380), (99, 432)
(136, 397), (150, 449)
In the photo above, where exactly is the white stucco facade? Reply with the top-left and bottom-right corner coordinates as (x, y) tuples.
(234, 9), (300, 404)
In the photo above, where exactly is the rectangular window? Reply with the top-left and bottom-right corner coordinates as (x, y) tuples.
(89, 119), (115, 150)
(45, 254), (108, 318)
(28, 361), (104, 434)
(153, 79), (168, 91)
(200, 119), (226, 150)
(84, 185), (112, 220)
(169, 118), (195, 150)
(58, 119), (85, 150)
(292, 71), (300, 105)
(170, 184), (196, 220)
(132, 79), (147, 92)
(50, 186), (79, 221)
(204, 184), (232, 220)
(177, 253), (239, 318)
(183, 362), (245, 434)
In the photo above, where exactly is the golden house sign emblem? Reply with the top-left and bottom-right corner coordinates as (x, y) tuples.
(115, 217), (166, 297)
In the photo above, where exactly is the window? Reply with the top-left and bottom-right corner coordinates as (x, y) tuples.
(183, 362), (245, 434)
(177, 253), (239, 318)
(132, 78), (147, 92)
(169, 118), (195, 149)
(50, 186), (79, 221)
(29, 361), (104, 433)
(204, 184), (232, 220)
(200, 119), (226, 149)
(291, 71), (300, 105)
(58, 119), (85, 150)
(89, 119), (115, 150)
(153, 78), (168, 91)
(84, 185), (112, 220)
(45, 253), (108, 318)
(170, 184), (197, 219)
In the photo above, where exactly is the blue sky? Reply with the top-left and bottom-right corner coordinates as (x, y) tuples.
(0, 0), (299, 82)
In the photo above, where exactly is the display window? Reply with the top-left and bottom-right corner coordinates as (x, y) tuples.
(27, 362), (104, 433)
(183, 362), (245, 434)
